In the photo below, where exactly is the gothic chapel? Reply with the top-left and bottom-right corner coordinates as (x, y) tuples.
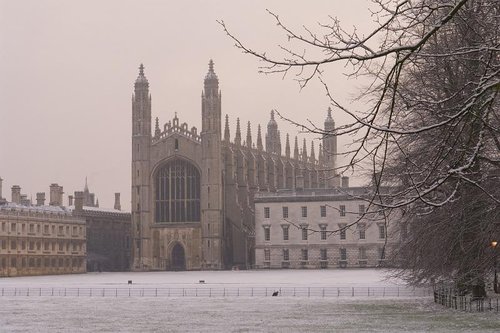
(131, 61), (339, 271)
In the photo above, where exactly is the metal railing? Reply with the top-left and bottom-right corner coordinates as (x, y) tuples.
(434, 289), (500, 313)
(0, 286), (431, 298)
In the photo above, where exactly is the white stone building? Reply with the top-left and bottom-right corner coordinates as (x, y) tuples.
(0, 182), (86, 277)
(254, 187), (398, 269)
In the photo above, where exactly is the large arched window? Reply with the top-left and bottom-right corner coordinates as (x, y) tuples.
(155, 159), (201, 223)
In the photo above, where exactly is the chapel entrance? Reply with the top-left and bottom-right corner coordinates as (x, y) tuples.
(171, 243), (186, 270)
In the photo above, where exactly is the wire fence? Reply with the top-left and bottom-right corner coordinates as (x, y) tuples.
(433, 289), (500, 313)
(0, 286), (431, 298)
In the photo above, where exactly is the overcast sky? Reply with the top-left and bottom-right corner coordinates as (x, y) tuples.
(0, 0), (374, 210)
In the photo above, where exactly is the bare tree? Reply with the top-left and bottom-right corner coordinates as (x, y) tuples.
(220, 0), (500, 288)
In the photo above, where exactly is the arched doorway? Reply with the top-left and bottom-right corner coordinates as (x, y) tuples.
(171, 243), (186, 270)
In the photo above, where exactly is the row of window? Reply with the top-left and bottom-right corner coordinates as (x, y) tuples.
(0, 239), (84, 252)
(0, 256), (84, 269)
(263, 224), (386, 241)
(263, 247), (386, 262)
(0, 222), (84, 237)
(264, 204), (367, 219)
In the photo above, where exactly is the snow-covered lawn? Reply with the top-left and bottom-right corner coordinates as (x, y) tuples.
(1, 269), (499, 332)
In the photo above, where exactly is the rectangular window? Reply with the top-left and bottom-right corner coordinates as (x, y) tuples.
(339, 224), (346, 240)
(1, 240), (5, 249)
(282, 225), (289, 241)
(359, 247), (367, 260)
(301, 206), (307, 218)
(11, 223), (16, 232)
(283, 249), (289, 261)
(282, 206), (288, 219)
(10, 240), (16, 250)
(359, 224), (366, 240)
(59, 226), (64, 235)
(320, 225), (327, 240)
(44, 225), (49, 234)
(320, 205), (327, 217)
(302, 227), (308, 241)
(264, 227), (270, 241)
(264, 249), (270, 261)
(29, 224), (34, 233)
(358, 204), (365, 216)
(340, 205), (346, 217)
(378, 247), (386, 260)
(1, 222), (5, 231)
(379, 225), (386, 239)
(340, 248), (347, 261)
(320, 248), (327, 260)
(301, 249), (308, 261)
(264, 207), (270, 219)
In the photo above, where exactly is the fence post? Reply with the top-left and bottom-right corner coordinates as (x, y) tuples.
(156, 288), (158, 297)
(39, 288), (41, 296)
(368, 287), (369, 297)
(209, 288), (211, 297)
(352, 287), (354, 297)
(308, 288), (310, 298)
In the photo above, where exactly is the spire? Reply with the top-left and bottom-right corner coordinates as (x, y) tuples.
(310, 141), (316, 163)
(224, 114), (230, 142)
(285, 134), (291, 158)
(266, 110), (280, 154)
(324, 106), (335, 131)
(84, 177), (89, 193)
(134, 63), (149, 89)
(318, 143), (324, 164)
(234, 118), (242, 146)
(302, 138), (308, 163)
(155, 117), (161, 137)
(204, 59), (219, 98)
(96, 198), (99, 208)
(293, 136), (299, 160)
(257, 124), (263, 151)
(246, 121), (252, 148)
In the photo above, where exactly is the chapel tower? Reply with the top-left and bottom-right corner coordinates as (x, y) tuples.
(131, 64), (152, 269)
(200, 60), (224, 268)
(322, 107), (339, 187)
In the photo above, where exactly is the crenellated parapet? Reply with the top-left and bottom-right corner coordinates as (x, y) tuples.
(152, 113), (201, 144)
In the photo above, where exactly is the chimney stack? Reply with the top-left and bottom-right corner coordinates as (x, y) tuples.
(114, 193), (121, 211)
(49, 183), (64, 206)
(341, 176), (349, 188)
(11, 185), (21, 204)
(36, 192), (46, 206)
(74, 191), (84, 212)
(68, 195), (74, 206)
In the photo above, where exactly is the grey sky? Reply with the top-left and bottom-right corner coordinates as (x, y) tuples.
(0, 0), (373, 210)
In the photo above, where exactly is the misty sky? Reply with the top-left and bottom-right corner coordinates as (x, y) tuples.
(0, 0), (374, 210)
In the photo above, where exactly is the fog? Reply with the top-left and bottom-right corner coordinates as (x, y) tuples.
(0, 0), (374, 210)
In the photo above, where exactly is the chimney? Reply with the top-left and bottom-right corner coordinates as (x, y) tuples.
(341, 176), (349, 188)
(74, 191), (84, 212)
(0, 177), (3, 200)
(11, 185), (21, 204)
(49, 183), (64, 206)
(20, 194), (31, 206)
(114, 193), (121, 211)
(68, 195), (74, 206)
(36, 192), (46, 206)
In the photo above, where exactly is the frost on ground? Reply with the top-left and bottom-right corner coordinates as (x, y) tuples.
(1, 270), (499, 332)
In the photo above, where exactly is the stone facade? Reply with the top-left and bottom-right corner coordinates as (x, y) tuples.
(0, 201), (86, 277)
(70, 184), (131, 272)
(131, 61), (340, 271)
(254, 188), (398, 269)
